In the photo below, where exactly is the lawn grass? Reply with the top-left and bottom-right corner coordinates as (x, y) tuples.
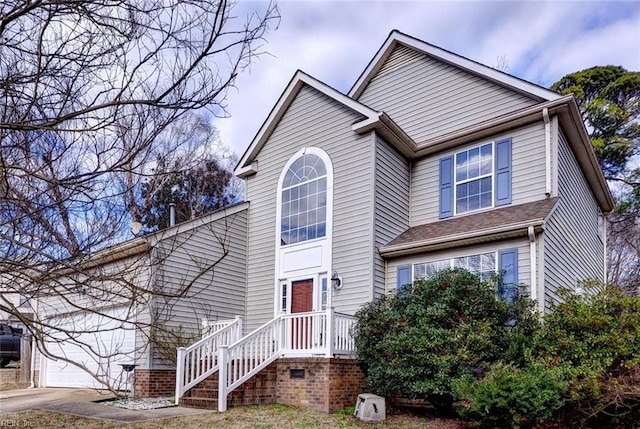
(0, 403), (467, 429)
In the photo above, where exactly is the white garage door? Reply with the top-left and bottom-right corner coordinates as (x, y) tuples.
(41, 307), (135, 389)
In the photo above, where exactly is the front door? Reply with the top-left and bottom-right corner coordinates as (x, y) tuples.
(291, 279), (313, 313)
(290, 279), (313, 349)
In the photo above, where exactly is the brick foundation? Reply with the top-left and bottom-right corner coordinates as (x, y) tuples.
(276, 358), (365, 413)
(134, 369), (175, 397)
(179, 357), (365, 413)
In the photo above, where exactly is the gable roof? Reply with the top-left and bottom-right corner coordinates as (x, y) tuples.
(349, 30), (563, 103)
(380, 198), (559, 257)
(234, 70), (416, 177)
(234, 32), (613, 212)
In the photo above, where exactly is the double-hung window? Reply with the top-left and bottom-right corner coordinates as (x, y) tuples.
(455, 143), (493, 214)
(439, 138), (512, 218)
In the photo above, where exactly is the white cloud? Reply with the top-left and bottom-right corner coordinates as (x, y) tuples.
(213, 1), (640, 159)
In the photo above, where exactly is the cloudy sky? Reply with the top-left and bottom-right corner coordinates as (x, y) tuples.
(214, 1), (640, 159)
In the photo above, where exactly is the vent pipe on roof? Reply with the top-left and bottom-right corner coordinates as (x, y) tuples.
(169, 203), (176, 227)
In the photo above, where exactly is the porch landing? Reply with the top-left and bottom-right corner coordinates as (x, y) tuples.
(180, 357), (364, 413)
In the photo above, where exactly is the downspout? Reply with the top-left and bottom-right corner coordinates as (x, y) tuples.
(543, 108), (552, 196)
(29, 297), (39, 388)
(603, 213), (608, 285)
(528, 226), (539, 312)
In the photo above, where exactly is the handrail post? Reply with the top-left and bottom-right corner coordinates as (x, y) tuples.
(234, 315), (243, 342)
(218, 345), (229, 412)
(175, 347), (186, 402)
(325, 307), (335, 357)
(276, 314), (284, 352)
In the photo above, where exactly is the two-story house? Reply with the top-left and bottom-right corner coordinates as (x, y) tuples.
(212, 29), (612, 410)
(35, 30), (613, 413)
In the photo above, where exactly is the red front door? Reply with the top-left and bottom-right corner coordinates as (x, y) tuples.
(291, 279), (313, 313)
(290, 279), (313, 349)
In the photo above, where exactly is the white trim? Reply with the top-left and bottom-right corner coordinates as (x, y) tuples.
(349, 30), (562, 102)
(543, 108), (552, 195)
(273, 147), (334, 318)
(603, 213), (608, 284)
(453, 141), (495, 216)
(550, 115), (559, 197)
(528, 226), (540, 312)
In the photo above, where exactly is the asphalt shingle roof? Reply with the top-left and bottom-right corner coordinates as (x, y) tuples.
(381, 197), (559, 255)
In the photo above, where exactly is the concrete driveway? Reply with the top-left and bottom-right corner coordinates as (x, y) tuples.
(0, 388), (211, 422)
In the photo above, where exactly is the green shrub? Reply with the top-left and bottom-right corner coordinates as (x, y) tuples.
(534, 286), (640, 426)
(353, 268), (538, 410)
(454, 362), (573, 428)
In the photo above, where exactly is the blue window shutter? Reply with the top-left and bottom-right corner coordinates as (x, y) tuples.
(495, 138), (512, 206)
(498, 248), (519, 303)
(439, 156), (454, 218)
(397, 265), (412, 291)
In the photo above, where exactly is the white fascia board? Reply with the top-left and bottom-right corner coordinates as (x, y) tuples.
(352, 113), (417, 157)
(234, 71), (377, 176)
(349, 30), (562, 103)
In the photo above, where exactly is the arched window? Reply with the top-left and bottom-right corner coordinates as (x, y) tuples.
(281, 153), (327, 245)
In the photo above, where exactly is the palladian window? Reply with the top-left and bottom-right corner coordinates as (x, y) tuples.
(281, 153), (327, 245)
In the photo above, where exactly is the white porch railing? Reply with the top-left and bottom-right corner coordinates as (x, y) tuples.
(175, 316), (243, 400)
(217, 307), (356, 411)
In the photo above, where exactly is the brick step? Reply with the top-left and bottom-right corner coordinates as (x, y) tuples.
(179, 396), (218, 410)
(198, 378), (219, 390)
(190, 387), (219, 398)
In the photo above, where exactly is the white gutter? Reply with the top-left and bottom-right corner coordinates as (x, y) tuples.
(29, 297), (38, 388)
(603, 213), (608, 284)
(543, 108), (551, 196)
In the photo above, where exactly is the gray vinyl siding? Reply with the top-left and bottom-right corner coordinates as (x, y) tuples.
(150, 209), (248, 368)
(411, 122), (547, 226)
(386, 238), (531, 293)
(331, 128), (376, 316)
(357, 46), (538, 143)
(374, 136), (410, 299)
(543, 129), (604, 310)
(244, 85), (375, 329)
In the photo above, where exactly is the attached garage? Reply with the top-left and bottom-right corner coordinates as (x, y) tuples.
(39, 306), (135, 389)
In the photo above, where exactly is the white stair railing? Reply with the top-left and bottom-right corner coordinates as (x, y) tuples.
(217, 308), (357, 411)
(201, 318), (238, 339)
(218, 316), (283, 411)
(175, 316), (243, 400)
